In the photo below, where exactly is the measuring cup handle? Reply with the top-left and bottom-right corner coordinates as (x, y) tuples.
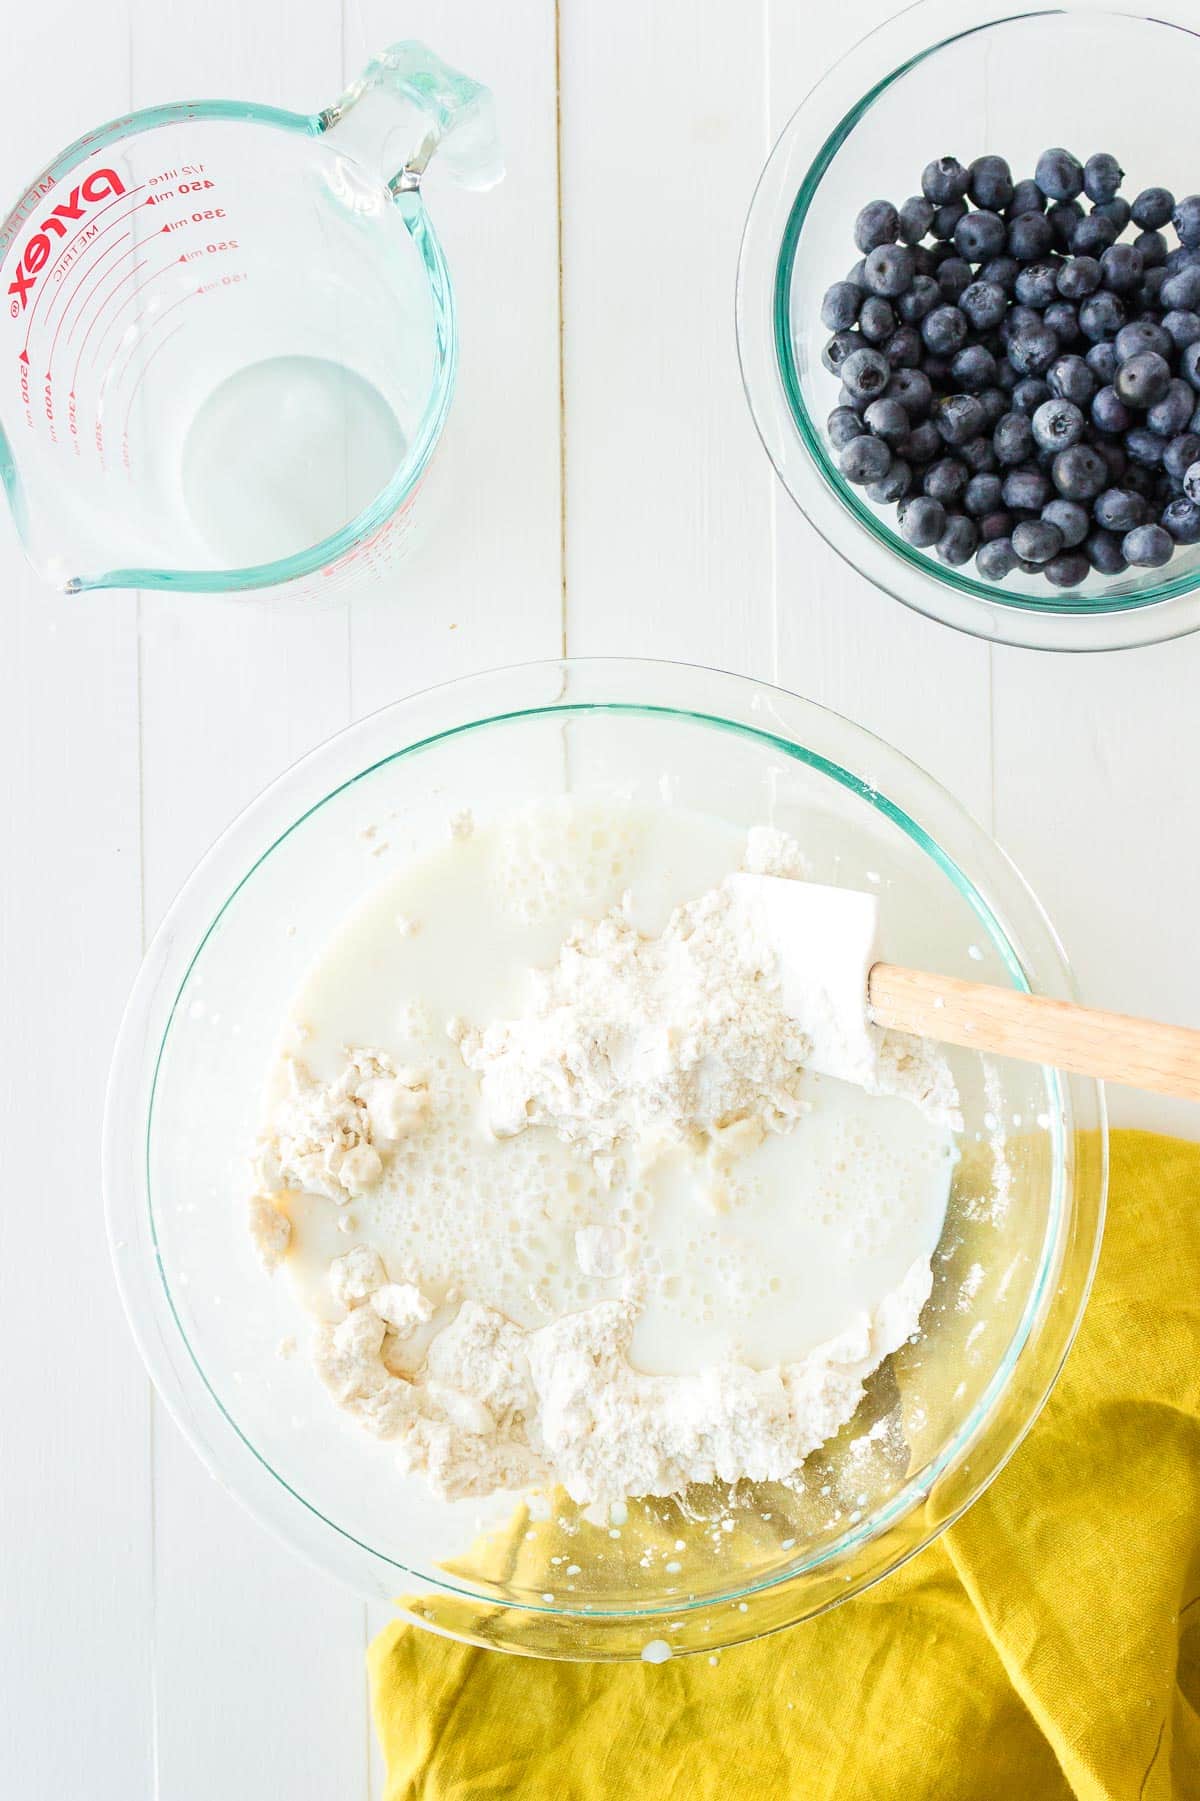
(322, 41), (503, 194)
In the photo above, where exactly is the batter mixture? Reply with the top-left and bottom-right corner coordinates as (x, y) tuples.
(246, 799), (961, 1504)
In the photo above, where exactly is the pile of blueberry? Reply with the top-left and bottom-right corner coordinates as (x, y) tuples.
(821, 149), (1200, 588)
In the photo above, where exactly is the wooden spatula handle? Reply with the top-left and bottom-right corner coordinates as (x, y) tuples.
(867, 963), (1200, 1102)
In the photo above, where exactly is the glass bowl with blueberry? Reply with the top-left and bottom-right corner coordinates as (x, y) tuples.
(737, 0), (1200, 650)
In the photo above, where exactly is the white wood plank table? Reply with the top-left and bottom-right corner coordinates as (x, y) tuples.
(2, 2), (1196, 1795)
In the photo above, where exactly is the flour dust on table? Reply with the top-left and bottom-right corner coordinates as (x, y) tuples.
(247, 799), (961, 1505)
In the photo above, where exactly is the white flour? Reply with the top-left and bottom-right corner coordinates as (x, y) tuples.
(249, 810), (961, 1505)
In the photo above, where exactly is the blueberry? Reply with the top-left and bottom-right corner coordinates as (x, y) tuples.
(954, 209), (1007, 263)
(822, 331), (860, 376)
(950, 344), (997, 392)
(981, 255), (1020, 293)
(979, 509), (1013, 542)
(898, 275), (941, 324)
(1115, 351), (1172, 409)
(1052, 443), (1107, 499)
(854, 199), (899, 254)
(924, 457), (969, 503)
(1041, 497), (1090, 547)
(937, 513), (979, 565)
(964, 472), (1004, 516)
(827, 406), (864, 451)
(821, 281), (863, 332)
(1122, 523), (1173, 566)
(975, 535), (1018, 580)
(1012, 378), (1051, 416)
(837, 384), (863, 413)
(968, 155), (1013, 211)
(1013, 518), (1063, 563)
(886, 367), (934, 417)
(922, 354), (953, 388)
(1091, 385), (1132, 435)
(1128, 185), (1172, 231)
(1163, 310), (1200, 351)
(898, 195), (935, 245)
(1125, 426), (1165, 467)
(960, 435), (997, 474)
(1044, 550), (1090, 587)
(1182, 342), (1200, 391)
(994, 412), (1035, 464)
(1161, 265), (1200, 312)
(1003, 465), (1051, 510)
(862, 396), (910, 443)
(978, 386), (1008, 426)
(1190, 401), (1200, 435)
(1057, 256), (1101, 301)
(866, 460), (913, 504)
(1001, 304), (1043, 346)
(902, 419), (941, 463)
(1093, 196), (1132, 232)
(1008, 212), (1055, 261)
(1007, 322), (1060, 376)
(1147, 379), (1196, 439)
(1015, 261), (1061, 309)
(932, 199), (968, 242)
(997, 360), (1020, 393)
(846, 258), (869, 290)
(921, 305), (969, 357)
(857, 296), (895, 343)
(1100, 243), (1144, 294)
(1046, 199), (1083, 246)
(1093, 488), (1147, 532)
(936, 256), (974, 301)
(1047, 354), (1096, 407)
(1115, 320), (1173, 363)
(959, 279), (1008, 332)
(1185, 462), (1200, 502)
(885, 325), (923, 368)
(1036, 147), (1084, 202)
(1069, 214), (1117, 259)
(1083, 153), (1124, 204)
(1163, 432), (1200, 483)
(1044, 302), (1079, 345)
(1032, 397), (1085, 453)
(839, 435), (892, 484)
(1172, 195), (1200, 249)
(1086, 340), (1119, 383)
(1162, 496), (1200, 542)
(1133, 229), (1169, 269)
(922, 157), (970, 205)
(898, 493), (947, 546)
(865, 243), (916, 297)
(841, 346), (891, 402)
(1086, 526), (1128, 574)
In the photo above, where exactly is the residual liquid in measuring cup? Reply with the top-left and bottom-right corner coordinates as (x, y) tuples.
(0, 43), (501, 596)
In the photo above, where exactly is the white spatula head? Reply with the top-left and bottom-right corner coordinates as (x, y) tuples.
(725, 872), (881, 1087)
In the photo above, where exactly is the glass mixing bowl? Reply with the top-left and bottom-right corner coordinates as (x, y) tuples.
(104, 660), (1106, 1659)
(737, 0), (1200, 651)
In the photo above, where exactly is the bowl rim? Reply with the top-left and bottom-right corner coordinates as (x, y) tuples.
(736, 0), (1200, 651)
(103, 657), (1108, 1650)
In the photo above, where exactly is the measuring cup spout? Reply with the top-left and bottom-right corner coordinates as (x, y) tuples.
(321, 41), (503, 196)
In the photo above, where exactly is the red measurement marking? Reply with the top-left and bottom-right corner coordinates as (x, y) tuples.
(63, 236), (138, 347)
(71, 256), (147, 395)
(22, 186), (146, 348)
(121, 321), (184, 461)
(47, 230), (131, 376)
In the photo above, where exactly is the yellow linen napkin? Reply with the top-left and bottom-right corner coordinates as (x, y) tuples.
(369, 1131), (1200, 1800)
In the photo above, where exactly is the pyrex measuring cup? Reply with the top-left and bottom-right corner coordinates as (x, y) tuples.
(0, 42), (501, 595)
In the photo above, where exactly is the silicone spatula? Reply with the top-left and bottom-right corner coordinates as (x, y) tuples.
(726, 872), (1200, 1102)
